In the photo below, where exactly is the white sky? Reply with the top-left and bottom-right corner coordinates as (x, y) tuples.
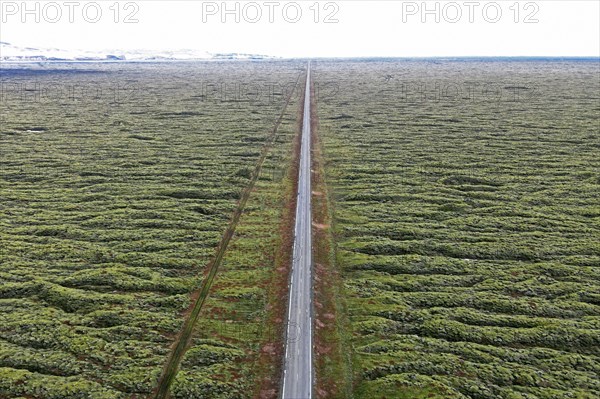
(1, 0), (599, 57)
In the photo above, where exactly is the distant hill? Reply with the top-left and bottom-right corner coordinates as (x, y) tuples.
(0, 42), (274, 62)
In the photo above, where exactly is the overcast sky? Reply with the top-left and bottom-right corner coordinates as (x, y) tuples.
(1, 1), (599, 57)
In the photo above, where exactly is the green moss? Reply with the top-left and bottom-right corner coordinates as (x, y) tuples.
(317, 59), (600, 398)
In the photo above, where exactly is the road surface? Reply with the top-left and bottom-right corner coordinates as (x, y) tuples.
(282, 62), (313, 399)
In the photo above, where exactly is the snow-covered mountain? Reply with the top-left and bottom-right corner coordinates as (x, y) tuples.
(0, 42), (273, 61)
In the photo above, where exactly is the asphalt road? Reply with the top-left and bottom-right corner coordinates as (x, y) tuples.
(282, 63), (313, 399)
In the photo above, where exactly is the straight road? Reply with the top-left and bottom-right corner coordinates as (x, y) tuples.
(282, 62), (313, 399)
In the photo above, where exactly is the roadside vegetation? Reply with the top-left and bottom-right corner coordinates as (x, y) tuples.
(314, 59), (600, 399)
(167, 69), (303, 399)
(311, 83), (354, 399)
